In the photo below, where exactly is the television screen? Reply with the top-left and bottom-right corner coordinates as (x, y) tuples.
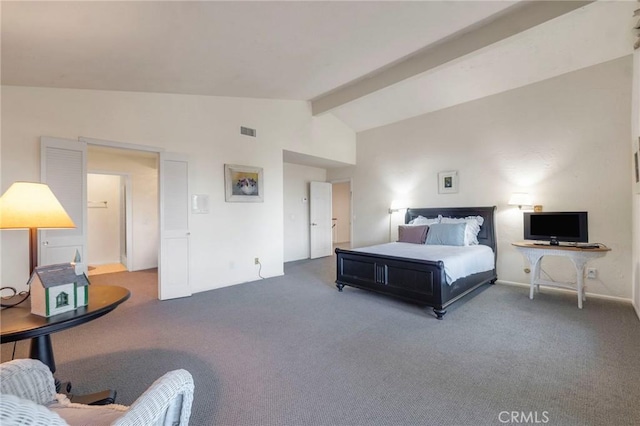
(523, 212), (588, 245)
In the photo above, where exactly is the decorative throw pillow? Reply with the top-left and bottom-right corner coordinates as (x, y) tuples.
(440, 216), (484, 245)
(398, 225), (429, 244)
(425, 223), (466, 246)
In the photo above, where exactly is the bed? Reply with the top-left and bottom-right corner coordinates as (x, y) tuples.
(335, 206), (497, 319)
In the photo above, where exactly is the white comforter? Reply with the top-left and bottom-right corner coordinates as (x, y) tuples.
(352, 242), (495, 285)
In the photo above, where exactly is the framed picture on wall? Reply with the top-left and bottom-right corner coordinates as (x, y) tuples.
(224, 164), (264, 202)
(438, 170), (458, 194)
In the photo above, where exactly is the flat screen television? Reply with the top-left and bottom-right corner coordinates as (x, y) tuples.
(523, 211), (588, 245)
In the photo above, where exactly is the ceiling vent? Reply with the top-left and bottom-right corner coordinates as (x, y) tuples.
(240, 126), (256, 137)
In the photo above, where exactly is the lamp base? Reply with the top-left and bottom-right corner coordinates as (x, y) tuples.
(29, 227), (38, 276)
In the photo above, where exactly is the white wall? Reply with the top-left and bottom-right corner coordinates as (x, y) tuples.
(329, 57), (633, 300)
(283, 163), (326, 262)
(87, 174), (121, 265)
(0, 86), (355, 293)
(332, 181), (350, 243)
(87, 147), (159, 271)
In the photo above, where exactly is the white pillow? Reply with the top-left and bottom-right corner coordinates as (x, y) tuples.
(439, 215), (484, 245)
(408, 215), (440, 226)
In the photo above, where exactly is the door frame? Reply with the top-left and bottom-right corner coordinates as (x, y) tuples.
(80, 136), (164, 154)
(80, 137), (165, 298)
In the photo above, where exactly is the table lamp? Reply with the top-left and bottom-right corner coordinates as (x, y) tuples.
(0, 182), (76, 275)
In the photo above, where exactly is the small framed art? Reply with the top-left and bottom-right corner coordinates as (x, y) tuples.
(224, 164), (264, 202)
(438, 170), (458, 194)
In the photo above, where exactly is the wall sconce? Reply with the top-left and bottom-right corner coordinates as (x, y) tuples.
(508, 192), (533, 210)
(388, 200), (409, 215)
(388, 200), (409, 241)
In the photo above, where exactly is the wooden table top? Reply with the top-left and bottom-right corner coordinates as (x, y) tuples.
(1, 285), (130, 343)
(512, 242), (611, 252)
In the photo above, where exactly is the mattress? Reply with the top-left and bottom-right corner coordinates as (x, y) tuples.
(352, 242), (495, 285)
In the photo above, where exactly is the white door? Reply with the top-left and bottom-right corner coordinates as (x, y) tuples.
(310, 181), (333, 259)
(159, 152), (191, 300)
(119, 175), (133, 270)
(40, 137), (88, 271)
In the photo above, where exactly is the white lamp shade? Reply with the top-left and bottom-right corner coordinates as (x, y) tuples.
(508, 192), (533, 207)
(0, 182), (75, 229)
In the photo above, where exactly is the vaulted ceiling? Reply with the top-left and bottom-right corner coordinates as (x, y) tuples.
(1, 1), (635, 133)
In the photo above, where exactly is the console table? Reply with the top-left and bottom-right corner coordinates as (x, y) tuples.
(512, 242), (610, 309)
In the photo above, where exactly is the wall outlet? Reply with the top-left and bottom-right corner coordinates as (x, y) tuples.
(586, 268), (597, 279)
(254, 257), (260, 265)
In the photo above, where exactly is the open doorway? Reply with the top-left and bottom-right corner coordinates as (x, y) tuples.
(86, 145), (159, 288)
(282, 149), (353, 262)
(87, 173), (131, 275)
(331, 180), (351, 250)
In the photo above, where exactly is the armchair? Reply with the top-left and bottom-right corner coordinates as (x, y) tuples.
(0, 359), (194, 426)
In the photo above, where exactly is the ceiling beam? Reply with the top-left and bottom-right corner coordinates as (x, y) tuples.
(311, 0), (593, 116)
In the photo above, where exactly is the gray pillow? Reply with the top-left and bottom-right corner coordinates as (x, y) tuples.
(397, 225), (428, 244)
(425, 223), (466, 246)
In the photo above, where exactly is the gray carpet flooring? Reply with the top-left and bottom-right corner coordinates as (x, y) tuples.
(2, 255), (640, 426)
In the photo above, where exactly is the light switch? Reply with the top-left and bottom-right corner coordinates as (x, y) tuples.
(192, 194), (210, 214)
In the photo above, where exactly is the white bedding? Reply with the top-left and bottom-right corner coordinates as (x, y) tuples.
(352, 242), (495, 285)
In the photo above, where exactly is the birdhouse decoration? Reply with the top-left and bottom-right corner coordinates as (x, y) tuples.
(28, 261), (90, 317)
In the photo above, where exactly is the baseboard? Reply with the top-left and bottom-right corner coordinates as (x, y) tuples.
(496, 279), (633, 305)
(192, 272), (285, 295)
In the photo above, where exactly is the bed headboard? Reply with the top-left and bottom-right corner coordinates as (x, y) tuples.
(405, 206), (497, 254)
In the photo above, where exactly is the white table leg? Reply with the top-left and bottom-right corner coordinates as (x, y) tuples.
(576, 274), (583, 309)
(572, 257), (589, 309)
(529, 274), (535, 300)
(528, 253), (543, 300)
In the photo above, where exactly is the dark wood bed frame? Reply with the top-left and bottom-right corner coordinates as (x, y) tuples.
(335, 206), (497, 319)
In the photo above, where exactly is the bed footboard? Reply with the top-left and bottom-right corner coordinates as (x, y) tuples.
(335, 248), (449, 317)
(335, 248), (496, 319)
